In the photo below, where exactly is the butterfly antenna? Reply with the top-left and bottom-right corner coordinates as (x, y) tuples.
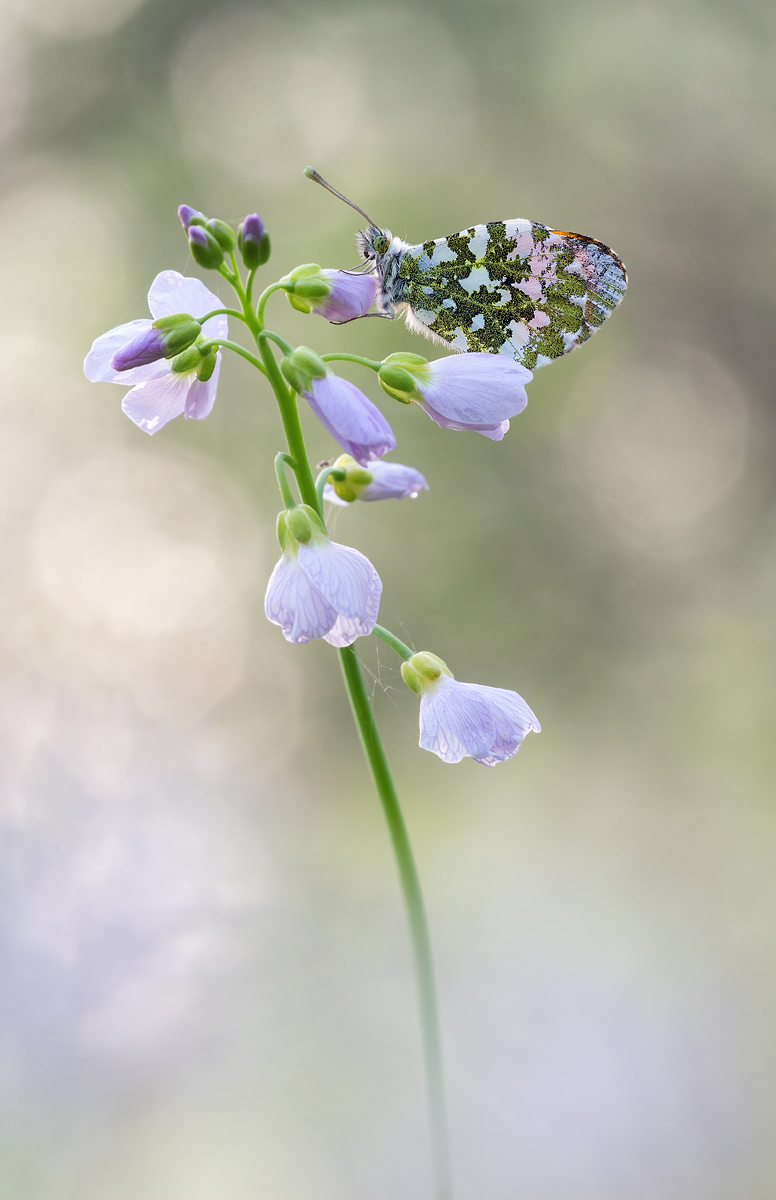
(304, 166), (379, 227)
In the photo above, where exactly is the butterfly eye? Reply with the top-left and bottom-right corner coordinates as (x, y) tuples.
(373, 233), (389, 254)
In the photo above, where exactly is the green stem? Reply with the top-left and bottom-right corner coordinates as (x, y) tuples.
(374, 624), (415, 662)
(339, 646), (453, 1200)
(197, 307), (247, 324)
(200, 339), (267, 375)
(259, 329), (295, 357)
(321, 352), (382, 371)
(315, 465), (346, 508)
(274, 452), (297, 509)
(257, 281), (286, 325)
(256, 336), (320, 514)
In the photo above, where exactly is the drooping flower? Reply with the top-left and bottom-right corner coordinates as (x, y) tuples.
(323, 453), (429, 506)
(265, 505), (381, 646)
(401, 652), (540, 765)
(281, 347), (395, 465)
(84, 271), (227, 434)
(378, 352), (533, 441)
(279, 264), (377, 322)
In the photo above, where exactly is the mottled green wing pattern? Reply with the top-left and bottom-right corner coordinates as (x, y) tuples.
(397, 220), (627, 370)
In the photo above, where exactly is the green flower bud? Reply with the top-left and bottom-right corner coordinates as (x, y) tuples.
(196, 350), (218, 381)
(237, 215), (270, 269)
(378, 362), (421, 404)
(206, 218), (236, 252)
(188, 225), (224, 270)
(401, 662), (422, 696)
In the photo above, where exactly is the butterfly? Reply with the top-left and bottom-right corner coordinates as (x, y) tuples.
(305, 167), (627, 372)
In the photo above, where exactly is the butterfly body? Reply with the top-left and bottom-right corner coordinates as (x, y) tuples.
(357, 219), (627, 371)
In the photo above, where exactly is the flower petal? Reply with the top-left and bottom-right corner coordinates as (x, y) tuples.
(361, 461), (429, 501)
(472, 686), (541, 765)
(84, 320), (170, 385)
(184, 353), (222, 420)
(419, 354), (531, 425)
(121, 370), (191, 435)
(305, 374), (395, 465)
(419, 401), (510, 441)
(312, 271), (379, 323)
(419, 677), (495, 764)
(264, 554), (338, 644)
(147, 271), (227, 339)
(297, 541), (381, 625)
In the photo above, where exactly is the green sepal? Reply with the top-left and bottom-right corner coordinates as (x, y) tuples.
(189, 227), (224, 269)
(286, 506), (313, 544)
(238, 229), (271, 269)
(383, 352), (430, 368)
(287, 293), (313, 314)
(276, 510), (288, 551)
(378, 363), (421, 404)
(280, 264), (322, 284)
(206, 218), (236, 252)
(407, 652), (453, 683)
(281, 357), (305, 392)
(292, 278), (330, 300)
(290, 346), (327, 379)
(164, 321), (202, 356)
(152, 312), (195, 330)
(170, 345), (202, 374)
(401, 663), (422, 696)
(196, 351), (218, 381)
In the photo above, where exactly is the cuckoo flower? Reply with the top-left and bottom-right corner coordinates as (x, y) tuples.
(379, 352), (533, 441)
(323, 454), (429, 506)
(84, 272), (227, 434)
(282, 348), (396, 465)
(265, 505), (382, 647)
(401, 652), (540, 765)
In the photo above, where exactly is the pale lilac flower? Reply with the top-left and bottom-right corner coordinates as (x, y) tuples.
(380, 352), (533, 441)
(304, 373), (396, 465)
(401, 652), (540, 765)
(84, 272), (227, 434)
(311, 271), (378, 323)
(323, 454), (429, 506)
(265, 506), (381, 646)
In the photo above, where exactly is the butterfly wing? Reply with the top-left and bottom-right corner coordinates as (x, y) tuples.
(395, 220), (627, 369)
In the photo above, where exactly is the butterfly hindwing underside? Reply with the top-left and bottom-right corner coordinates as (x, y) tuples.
(377, 220), (627, 370)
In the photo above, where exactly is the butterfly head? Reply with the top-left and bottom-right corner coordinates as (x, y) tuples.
(356, 225), (393, 264)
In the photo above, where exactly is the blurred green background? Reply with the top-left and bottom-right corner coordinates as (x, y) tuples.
(1, 0), (775, 1196)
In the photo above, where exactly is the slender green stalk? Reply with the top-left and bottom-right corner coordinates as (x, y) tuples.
(339, 645), (453, 1200)
(197, 307), (247, 324)
(219, 258), (454, 1200)
(315, 465), (345, 509)
(200, 338), (266, 374)
(321, 351), (382, 370)
(274, 452), (297, 509)
(374, 624), (414, 661)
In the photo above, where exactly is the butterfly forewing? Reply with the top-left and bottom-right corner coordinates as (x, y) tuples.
(395, 220), (627, 369)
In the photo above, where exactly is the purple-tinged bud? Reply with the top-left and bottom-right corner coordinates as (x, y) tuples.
(110, 313), (202, 371)
(237, 213), (271, 269)
(178, 204), (206, 230)
(206, 218), (236, 252)
(188, 225), (224, 270)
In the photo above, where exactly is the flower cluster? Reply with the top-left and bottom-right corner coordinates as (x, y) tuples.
(83, 198), (540, 765)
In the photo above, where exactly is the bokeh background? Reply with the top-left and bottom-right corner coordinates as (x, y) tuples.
(1, 0), (775, 1196)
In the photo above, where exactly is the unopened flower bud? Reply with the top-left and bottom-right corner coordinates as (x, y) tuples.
(188, 225), (224, 269)
(178, 204), (206, 230)
(237, 213), (271, 269)
(206, 218), (236, 252)
(112, 313), (203, 371)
